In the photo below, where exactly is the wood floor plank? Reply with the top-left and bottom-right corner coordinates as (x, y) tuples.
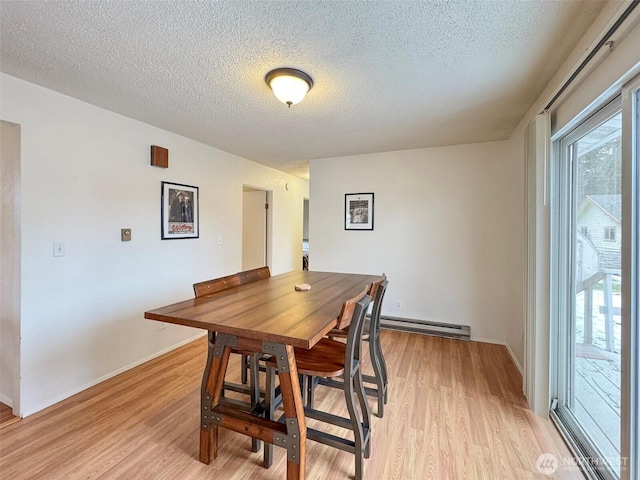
(0, 330), (584, 479)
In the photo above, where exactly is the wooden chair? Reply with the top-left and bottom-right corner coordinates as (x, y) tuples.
(196, 267), (272, 385)
(193, 273), (259, 399)
(193, 270), (269, 453)
(324, 277), (389, 416)
(238, 266), (270, 284)
(193, 274), (240, 297)
(263, 286), (372, 480)
(236, 266), (271, 384)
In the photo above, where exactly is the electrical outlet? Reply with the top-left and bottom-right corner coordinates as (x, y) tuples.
(158, 322), (166, 330)
(395, 300), (401, 310)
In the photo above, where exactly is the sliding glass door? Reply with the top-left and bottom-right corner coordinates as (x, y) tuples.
(552, 75), (639, 480)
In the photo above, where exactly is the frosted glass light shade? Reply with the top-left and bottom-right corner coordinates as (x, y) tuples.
(269, 75), (309, 105)
(265, 68), (313, 107)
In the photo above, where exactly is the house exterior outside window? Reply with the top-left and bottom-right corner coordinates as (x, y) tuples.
(604, 226), (617, 241)
(576, 194), (621, 269)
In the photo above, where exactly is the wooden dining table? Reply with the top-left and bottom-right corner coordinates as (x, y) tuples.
(144, 270), (382, 480)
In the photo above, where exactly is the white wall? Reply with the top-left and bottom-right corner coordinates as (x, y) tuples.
(0, 121), (21, 412)
(309, 142), (513, 344)
(504, 128), (526, 371)
(0, 73), (308, 416)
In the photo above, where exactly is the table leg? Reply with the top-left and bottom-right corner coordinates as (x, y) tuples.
(274, 344), (307, 480)
(200, 331), (232, 464)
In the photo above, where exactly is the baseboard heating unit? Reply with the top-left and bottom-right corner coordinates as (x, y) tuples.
(379, 315), (470, 341)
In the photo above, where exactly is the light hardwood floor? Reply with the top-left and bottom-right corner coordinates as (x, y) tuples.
(0, 331), (583, 479)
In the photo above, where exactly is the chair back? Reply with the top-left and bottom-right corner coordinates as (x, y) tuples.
(193, 274), (240, 298)
(345, 293), (372, 374)
(335, 285), (370, 331)
(238, 266), (271, 285)
(368, 278), (388, 339)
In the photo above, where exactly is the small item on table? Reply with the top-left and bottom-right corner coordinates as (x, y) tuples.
(295, 283), (311, 291)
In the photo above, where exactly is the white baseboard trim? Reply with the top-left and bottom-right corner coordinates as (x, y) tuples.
(505, 343), (524, 377)
(469, 335), (504, 345)
(20, 332), (207, 418)
(0, 393), (13, 408)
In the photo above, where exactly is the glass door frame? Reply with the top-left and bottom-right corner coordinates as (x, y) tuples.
(620, 73), (639, 480)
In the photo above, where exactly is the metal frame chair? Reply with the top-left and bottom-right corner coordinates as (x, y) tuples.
(263, 286), (372, 480)
(324, 277), (389, 416)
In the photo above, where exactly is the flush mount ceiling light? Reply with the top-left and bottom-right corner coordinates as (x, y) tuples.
(265, 68), (314, 108)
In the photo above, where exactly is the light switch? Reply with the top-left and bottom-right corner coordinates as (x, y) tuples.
(53, 241), (65, 257)
(121, 228), (132, 241)
(217, 235), (222, 245)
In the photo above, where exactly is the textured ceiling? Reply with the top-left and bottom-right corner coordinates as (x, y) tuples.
(0, 0), (606, 179)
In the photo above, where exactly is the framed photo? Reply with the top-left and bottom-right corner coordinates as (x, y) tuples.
(161, 181), (199, 239)
(345, 193), (374, 230)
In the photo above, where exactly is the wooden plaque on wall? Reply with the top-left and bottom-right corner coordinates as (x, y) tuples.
(150, 145), (168, 168)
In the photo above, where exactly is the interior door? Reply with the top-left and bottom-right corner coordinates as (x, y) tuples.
(242, 187), (267, 270)
(0, 120), (21, 416)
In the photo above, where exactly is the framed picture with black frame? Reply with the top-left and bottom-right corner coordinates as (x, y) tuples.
(345, 192), (374, 230)
(161, 181), (199, 239)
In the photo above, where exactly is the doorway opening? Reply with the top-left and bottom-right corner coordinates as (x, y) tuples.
(1, 120), (22, 419)
(302, 198), (309, 270)
(242, 186), (271, 271)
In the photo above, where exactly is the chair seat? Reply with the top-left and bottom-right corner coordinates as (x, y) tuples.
(266, 338), (346, 377)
